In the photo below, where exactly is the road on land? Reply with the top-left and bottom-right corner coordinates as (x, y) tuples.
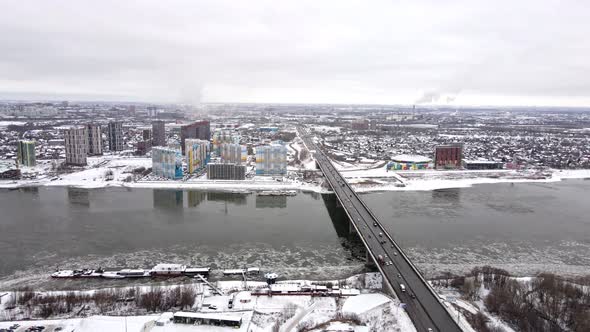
(299, 128), (462, 332)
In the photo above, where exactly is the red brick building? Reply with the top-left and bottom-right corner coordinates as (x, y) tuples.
(180, 121), (210, 154)
(434, 143), (463, 169)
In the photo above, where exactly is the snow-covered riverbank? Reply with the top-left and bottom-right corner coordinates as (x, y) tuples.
(0, 273), (419, 332)
(1, 154), (589, 193)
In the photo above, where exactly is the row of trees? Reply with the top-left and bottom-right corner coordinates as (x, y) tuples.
(456, 267), (590, 332)
(8, 285), (197, 319)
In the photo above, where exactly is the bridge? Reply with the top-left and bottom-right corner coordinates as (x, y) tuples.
(299, 127), (463, 332)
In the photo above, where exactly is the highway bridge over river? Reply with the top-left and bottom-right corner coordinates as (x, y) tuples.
(299, 127), (463, 332)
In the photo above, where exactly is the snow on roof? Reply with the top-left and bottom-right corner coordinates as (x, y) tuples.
(173, 311), (243, 323)
(270, 283), (301, 292)
(223, 269), (245, 274)
(391, 154), (432, 163)
(342, 293), (391, 315)
(340, 288), (361, 296)
(119, 269), (147, 273)
(463, 159), (503, 164)
(152, 264), (185, 271)
(184, 267), (210, 272)
(156, 312), (173, 323)
(234, 291), (252, 301)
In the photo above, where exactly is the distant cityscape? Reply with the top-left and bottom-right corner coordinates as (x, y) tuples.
(1, 102), (588, 183)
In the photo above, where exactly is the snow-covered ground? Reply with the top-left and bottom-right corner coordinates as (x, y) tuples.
(0, 274), (421, 332)
(339, 166), (590, 192)
(2, 153), (590, 194)
(0, 154), (327, 192)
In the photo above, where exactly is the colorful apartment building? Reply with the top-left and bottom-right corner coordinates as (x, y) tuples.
(255, 144), (287, 176)
(185, 139), (210, 173)
(152, 147), (183, 179)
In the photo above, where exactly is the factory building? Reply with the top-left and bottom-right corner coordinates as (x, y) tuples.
(152, 147), (183, 179)
(185, 139), (210, 173)
(207, 163), (246, 180)
(17, 140), (36, 167)
(434, 143), (463, 169)
(64, 126), (89, 166)
(255, 144), (287, 176)
(180, 120), (210, 154)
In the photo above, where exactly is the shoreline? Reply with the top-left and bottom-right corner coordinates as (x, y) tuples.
(1, 168), (589, 193)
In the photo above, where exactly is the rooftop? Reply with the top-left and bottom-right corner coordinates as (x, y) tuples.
(391, 154), (432, 163)
(173, 311), (243, 323)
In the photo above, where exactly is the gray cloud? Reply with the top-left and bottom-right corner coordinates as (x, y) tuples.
(0, 0), (589, 106)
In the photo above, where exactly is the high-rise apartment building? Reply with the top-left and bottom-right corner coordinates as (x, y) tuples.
(434, 143), (463, 169)
(185, 139), (210, 173)
(180, 121), (210, 154)
(255, 144), (287, 176)
(212, 129), (239, 152)
(143, 129), (152, 141)
(64, 127), (89, 165)
(86, 124), (103, 155)
(207, 163), (246, 180)
(220, 143), (243, 165)
(17, 140), (36, 167)
(137, 140), (152, 155)
(107, 121), (124, 152)
(152, 147), (183, 179)
(152, 121), (166, 147)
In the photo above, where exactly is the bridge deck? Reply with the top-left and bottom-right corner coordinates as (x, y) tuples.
(300, 128), (462, 332)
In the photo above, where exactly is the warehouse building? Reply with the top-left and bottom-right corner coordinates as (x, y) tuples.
(172, 312), (242, 328)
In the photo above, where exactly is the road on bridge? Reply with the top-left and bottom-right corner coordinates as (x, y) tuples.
(299, 128), (462, 332)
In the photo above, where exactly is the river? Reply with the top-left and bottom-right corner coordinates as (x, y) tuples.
(0, 179), (588, 289)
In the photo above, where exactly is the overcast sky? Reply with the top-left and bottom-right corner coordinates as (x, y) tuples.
(1, 0), (589, 106)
